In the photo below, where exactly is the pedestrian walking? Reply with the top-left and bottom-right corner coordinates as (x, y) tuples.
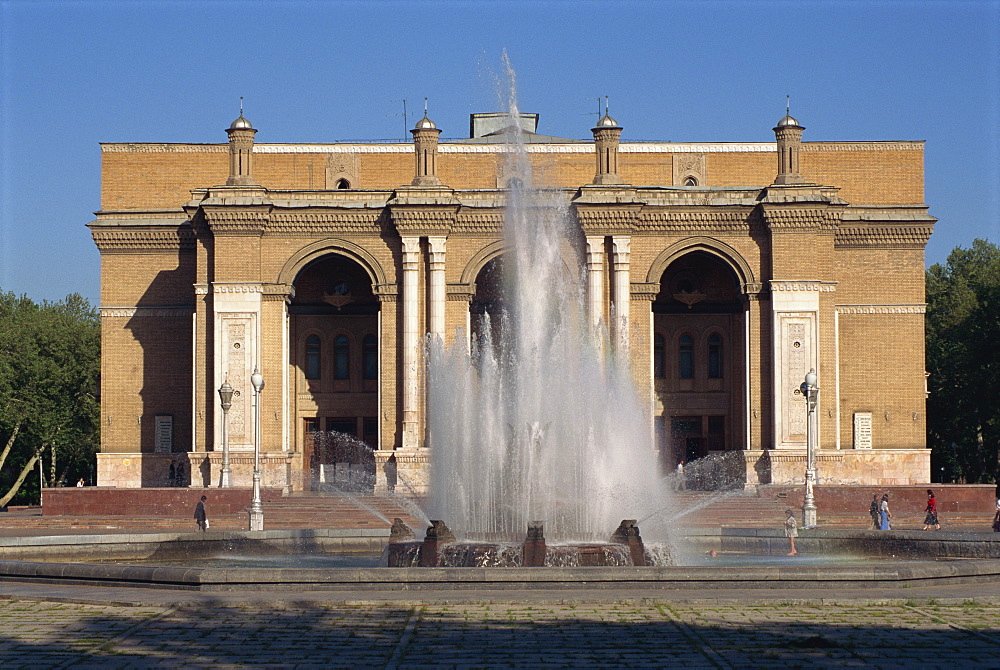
(993, 496), (1000, 532)
(675, 459), (686, 491)
(194, 495), (208, 532)
(923, 489), (940, 530)
(879, 493), (892, 530)
(869, 493), (880, 530)
(784, 509), (798, 556)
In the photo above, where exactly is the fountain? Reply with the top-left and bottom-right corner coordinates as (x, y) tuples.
(387, 55), (672, 567)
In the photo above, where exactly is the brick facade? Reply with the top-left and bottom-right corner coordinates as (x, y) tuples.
(90, 112), (935, 490)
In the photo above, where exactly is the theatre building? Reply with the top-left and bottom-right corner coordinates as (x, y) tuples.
(89, 108), (935, 491)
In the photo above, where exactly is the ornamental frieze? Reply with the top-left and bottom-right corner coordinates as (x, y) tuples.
(762, 208), (835, 231)
(629, 283), (661, 301)
(574, 206), (640, 235)
(834, 225), (934, 249)
(267, 211), (382, 235)
(770, 280), (838, 292)
(90, 228), (195, 253)
(100, 307), (193, 318)
(390, 207), (456, 236)
(637, 210), (750, 233)
(836, 304), (926, 314)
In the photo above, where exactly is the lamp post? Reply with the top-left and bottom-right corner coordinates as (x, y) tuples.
(248, 367), (265, 531)
(799, 368), (819, 527)
(218, 381), (234, 487)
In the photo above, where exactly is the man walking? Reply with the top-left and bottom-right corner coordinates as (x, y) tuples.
(194, 495), (208, 532)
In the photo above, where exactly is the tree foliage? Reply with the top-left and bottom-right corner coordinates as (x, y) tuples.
(0, 291), (100, 505)
(926, 239), (1000, 484)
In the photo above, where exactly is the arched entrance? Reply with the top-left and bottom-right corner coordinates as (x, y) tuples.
(653, 250), (746, 473)
(289, 253), (379, 486)
(470, 254), (508, 353)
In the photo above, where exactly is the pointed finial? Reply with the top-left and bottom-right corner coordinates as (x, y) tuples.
(604, 95), (609, 116)
(786, 95), (790, 116)
(240, 96), (244, 116)
(423, 97), (428, 116)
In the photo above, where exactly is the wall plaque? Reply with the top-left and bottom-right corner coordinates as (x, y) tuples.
(853, 412), (873, 449)
(154, 415), (173, 453)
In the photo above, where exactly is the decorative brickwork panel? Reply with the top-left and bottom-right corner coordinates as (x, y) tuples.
(779, 315), (813, 444)
(222, 317), (252, 443)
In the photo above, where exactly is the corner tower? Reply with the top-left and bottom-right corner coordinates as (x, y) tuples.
(772, 105), (805, 185)
(226, 105), (257, 186)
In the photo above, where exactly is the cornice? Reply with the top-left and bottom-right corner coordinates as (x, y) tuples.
(101, 143), (227, 153)
(99, 140), (923, 155)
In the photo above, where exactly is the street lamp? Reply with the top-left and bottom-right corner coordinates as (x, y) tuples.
(218, 380), (234, 487)
(249, 366), (265, 531)
(799, 368), (819, 527)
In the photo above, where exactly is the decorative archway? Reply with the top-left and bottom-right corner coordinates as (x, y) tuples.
(646, 236), (755, 293)
(278, 237), (388, 288)
(650, 241), (751, 473)
(284, 245), (383, 487)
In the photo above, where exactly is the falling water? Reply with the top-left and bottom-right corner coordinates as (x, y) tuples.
(426, 55), (669, 542)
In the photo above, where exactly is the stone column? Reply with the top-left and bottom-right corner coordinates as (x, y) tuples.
(401, 236), (422, 448)
(611, 236), (631, 354)
(585, 236), (606, 330)
(428, 236), (447, 340)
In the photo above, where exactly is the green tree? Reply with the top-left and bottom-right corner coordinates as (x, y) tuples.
(926, 239), (1000, 485)
(0, 291), (100, 505)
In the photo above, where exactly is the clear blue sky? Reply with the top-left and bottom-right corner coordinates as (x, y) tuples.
(1, 0), (998, 305)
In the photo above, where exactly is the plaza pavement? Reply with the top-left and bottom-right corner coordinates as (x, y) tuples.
(2, 579), (1000, 668)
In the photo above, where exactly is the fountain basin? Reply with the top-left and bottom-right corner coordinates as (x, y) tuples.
(1, 528), (999, 592)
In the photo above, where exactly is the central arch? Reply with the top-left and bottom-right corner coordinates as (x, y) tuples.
(288, 251), (381, 489)
(651, 242), (750, 481)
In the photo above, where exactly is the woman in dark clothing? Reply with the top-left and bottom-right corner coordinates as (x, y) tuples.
(923, 489), (940, 530)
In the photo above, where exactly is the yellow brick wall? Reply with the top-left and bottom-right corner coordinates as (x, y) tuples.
(101, 142), (926, 211)
(837, 312), (926, 449)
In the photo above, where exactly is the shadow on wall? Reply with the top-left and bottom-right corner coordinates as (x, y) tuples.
(124, 260), (196, 487)
(753, 450), (772, 485)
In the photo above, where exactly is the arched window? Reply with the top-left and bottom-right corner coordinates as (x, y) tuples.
(708, 333), (723, 379)
(653, 333), (666, 379)
(334, 335), (350, 379)
(305, 335), (321, 380)
(335, 178), (351, 189)
(362, 334), (377, 380)
(684, 176), (698, 187)
(679, 334), (694, 379)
